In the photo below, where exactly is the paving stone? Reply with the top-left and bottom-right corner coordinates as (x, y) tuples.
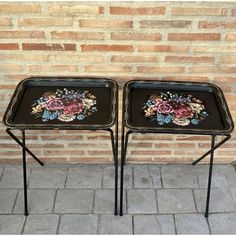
(175, 214), (210, 234)
(230, 188), (236, 203)
(194, 188), (236, 213)
(0, 215), (25, 234)
(103, 166), (133, 189)
(157, 189), (196, 213)
(0, 167), (29, 188)
(54, 189), (93, 213)
(94, 189), (115, 214)
(208, 213), (236, 234)
(59, 214), (98, 234)
(162, 165), (198, 188)
(29, 167), (67, 189)
(23, 214), (59, 234)
(134, 214), (175, 234)
(0, 167), (3, 179)
(134, 166), (153, 188)
(14, 189), (55, 214)
(148, 165), (162, 188)
(196, 164), (236, 189)
(0, 189), (17, 213)
(99, 215), (132, 235)
(127, 189), (157, 214)
(66, 166), (103, 189)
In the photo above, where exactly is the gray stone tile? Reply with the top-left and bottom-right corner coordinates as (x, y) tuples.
(157, 189), (196, 214)
(148, 166), (162, 188)
(0, 167), (3, 179)
(23, 214), (59, 234)
(99, 215), (132, 235)
(230, 188), (236, 203)
(14, 189), (55, 214)
(0, 189), (17, 213)
(127, 189), (157, 214)
(0, 215), (25, 234)
(0, 167), (29, 188)
(197, 164), (236, 189)
(94, 189), (116, 214)
(194, 188), (236, 213)
(162, 165), (198, 188)
(103, 166), (133, 189)
(66, 166), (103, 189)
(29, 167), (67, 189)
(134, 166), (153, 188)
(59, 214), (98, 234)
(175, 214), (210, 234)
(54, 189), (93, 213)
(208, 213), (236, 234)
(134, 215), (175, 235)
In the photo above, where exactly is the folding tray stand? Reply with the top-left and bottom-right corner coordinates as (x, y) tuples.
(3, 77), (119, 216)
(120, 80), (234, 217)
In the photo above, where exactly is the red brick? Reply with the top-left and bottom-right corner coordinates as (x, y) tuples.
(18, 18), (72, 27)
(131, 150), (171, 155)
(0, 43), (19, 50)
(138, 45), (188, 52)
(51, 31), (104, 40)
(110, 6), (165, 15)
(137, 66), (184, 73)
(213, 77), (236, 82)
(85, 65), (131, 73)
(81, 44), (133, 52)
(193, 46), (236, 52)
(111, 32), (161, 41)
(154, 143), (195, 148)
(79, 19), (132, 28)
(43, 150), (84, 156)
(29, 65), (78, 72)
(140, 20), (191, 28)
(0, 3), (41, 13)
(41, 135), (84, 140)
(111, 55), (157, 63)
(165, 56), (214, 63)
(0, 65), (22, 72)
(199, 21), (236, 29)
(219, 56), (236, 64)
(88, 150), (112, 155)
(172, 7), (227, 16)
(168, 33), (221, 41)
(48, 5), (103, 15)
(22, 43), (76, 51)
(189, 66), (236, 73)
(53, 54), (104, 63)
(232, 9), (236, 16)
(225, 34), (236, 41)
(0, 54), (48, 62)
(0, 31), (45, 39)
(163, 76), (209, 82)
(0, 18), (12, 26)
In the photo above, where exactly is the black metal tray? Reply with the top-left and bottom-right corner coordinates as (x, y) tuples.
(3, 77), (118, 130)
(124, 80), (234, 135)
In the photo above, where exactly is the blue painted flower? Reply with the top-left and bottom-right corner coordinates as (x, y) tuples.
(42, 110), (59, 122)
(77, 114), (86, 120)
(164, 114), (173, 124)
(191, 118), (199, 125)
(37, 97), (47, 105)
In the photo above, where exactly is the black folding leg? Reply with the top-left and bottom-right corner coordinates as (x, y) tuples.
(22, 130), (28, 216)
(205, 135), (216, 217)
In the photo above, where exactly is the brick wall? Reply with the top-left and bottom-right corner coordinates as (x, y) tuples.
(0, 1), (235, 164)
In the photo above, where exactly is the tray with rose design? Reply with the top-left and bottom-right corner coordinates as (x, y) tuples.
(124, 80), (233, 135)
(3, 77), (117, 130)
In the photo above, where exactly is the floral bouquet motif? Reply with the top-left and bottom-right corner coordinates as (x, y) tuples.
(31, 88), (97, 122)
(143, 91), (209, 126)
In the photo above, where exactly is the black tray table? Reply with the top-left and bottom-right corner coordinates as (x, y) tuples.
(3, 77), (119, 216)
(120, 80), (234, 217)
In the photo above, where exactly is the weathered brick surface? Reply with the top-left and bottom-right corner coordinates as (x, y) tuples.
(0, 1), (235, 164)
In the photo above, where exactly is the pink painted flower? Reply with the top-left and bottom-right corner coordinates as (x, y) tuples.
(156, 101), (173, 114)
(63, 102), (83, 115)
(174, 105), (194, 119)
(45, 98), (64, 111)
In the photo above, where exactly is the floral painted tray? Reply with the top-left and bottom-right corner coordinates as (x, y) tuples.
(3, 77), (117, 130)
(124, 80), (233, 135)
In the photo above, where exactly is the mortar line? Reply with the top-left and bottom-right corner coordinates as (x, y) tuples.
(173, 214), (178, 235)
(56, 214), (61, 235)
(21, 215), (28, 235)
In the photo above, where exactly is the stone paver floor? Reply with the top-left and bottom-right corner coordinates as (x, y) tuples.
(0, 163), (236, 234)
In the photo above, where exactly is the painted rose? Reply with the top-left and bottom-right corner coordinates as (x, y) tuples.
(156, 101), (173, 114)
(58, 114), (76, 122)
(63, 102), (83, 115)
(174, 105), (194, 119)
(45, 98), (64, 111)
(173, 118), (190, 126)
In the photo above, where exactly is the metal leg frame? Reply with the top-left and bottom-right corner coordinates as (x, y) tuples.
(120, 132), (231, 217)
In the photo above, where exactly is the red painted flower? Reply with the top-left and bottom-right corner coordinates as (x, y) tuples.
(156, 101), (173, 114)
(45, 98), (64, 111)
(174, 105), (194, 119)
(63, 102), (83, 115)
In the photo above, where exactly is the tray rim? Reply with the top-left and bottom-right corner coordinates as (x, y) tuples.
(123, 79), (234, 135)
(3, 76), (118, 130)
